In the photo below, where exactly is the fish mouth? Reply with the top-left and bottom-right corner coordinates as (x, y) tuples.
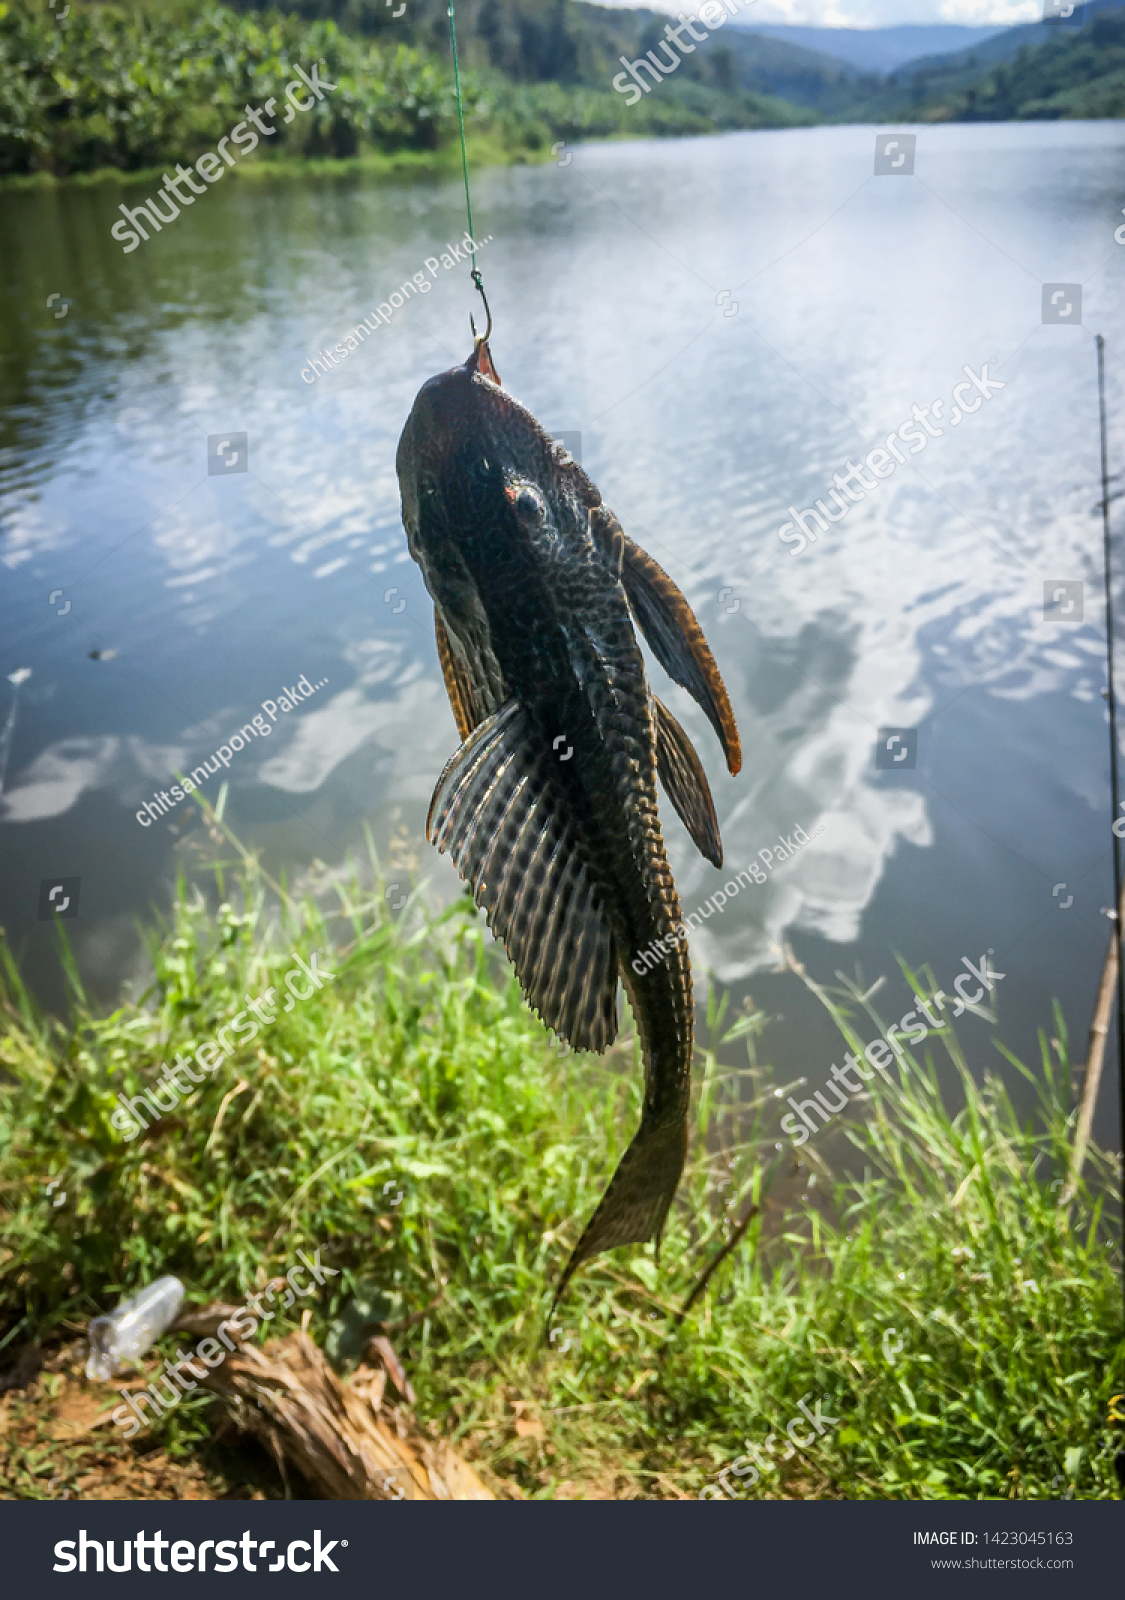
(472, 337), (501, 387)
(398, 345), (510, 465)
(397, 341), (573, 511)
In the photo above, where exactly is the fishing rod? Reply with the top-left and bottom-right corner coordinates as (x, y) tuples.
(447, 3), (492, 346)
(1098, 335), (1125, 1267)
(1065, 343), (1125, 1236)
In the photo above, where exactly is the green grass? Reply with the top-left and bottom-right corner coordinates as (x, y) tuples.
(0, 814), (1121, 1500)
(0, 133), (542, 191)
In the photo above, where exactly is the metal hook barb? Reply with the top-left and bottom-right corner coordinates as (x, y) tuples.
(468, 268), (492, 347)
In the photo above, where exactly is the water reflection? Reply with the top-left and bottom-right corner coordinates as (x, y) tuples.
(0, 123), (1123, 1145)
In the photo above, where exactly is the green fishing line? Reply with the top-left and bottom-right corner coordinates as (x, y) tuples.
(448, 3), (475, 257)
(447, 3), (491, 338)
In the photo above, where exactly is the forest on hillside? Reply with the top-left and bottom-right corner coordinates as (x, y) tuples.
(0, 0), (811, 178)
(1, 0), (1122, 181)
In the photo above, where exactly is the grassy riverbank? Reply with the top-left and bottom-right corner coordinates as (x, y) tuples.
(4, 0), (1121, 192)
(0, 134), (542, 192)
(0, 824), (1121, 1500)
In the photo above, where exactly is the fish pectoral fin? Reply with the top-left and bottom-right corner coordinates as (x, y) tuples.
(653, 695), (723, 869)
(434, 612), (479, 742)
(427, 699), (619, 1054)
(617, 528), (742, 777)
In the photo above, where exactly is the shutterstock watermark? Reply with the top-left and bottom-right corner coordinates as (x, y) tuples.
(110, 64), (337, 253)
(109, 1249), (338, 1440)
(110, 948), (336, 1139)
(613, 2), (755, 104)
(135, 673), (327, 827)
(699, 1394), (840, 1498)
(780, 953), (1006, 1149)
(54, 1529), (343, 1574)
(778, 362), (1007, 555)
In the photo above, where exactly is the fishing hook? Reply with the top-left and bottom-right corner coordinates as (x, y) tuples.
(469, 267), (492, 347)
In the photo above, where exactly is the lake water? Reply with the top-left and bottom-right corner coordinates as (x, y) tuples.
(2, 120), (1124, 1148)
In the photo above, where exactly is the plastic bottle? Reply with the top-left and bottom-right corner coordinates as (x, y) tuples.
(85, 1275), (185, 1380)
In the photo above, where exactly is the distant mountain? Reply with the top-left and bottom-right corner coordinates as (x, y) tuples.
(881, 0), (1125, 78)
(563, 4), (885, 113)
(735, 23), (1009, 77)
(846, 0), (1125, 121)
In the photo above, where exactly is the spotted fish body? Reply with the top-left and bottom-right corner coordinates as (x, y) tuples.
(396, 342), (741, 1305)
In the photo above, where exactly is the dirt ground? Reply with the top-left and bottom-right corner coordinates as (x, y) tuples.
(0, 1338), (677, 1502)
(0, 1340), (298, 1501)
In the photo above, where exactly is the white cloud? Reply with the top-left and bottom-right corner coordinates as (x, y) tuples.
(602, 0), (1038, 25)
(936, 0), (1039, 20)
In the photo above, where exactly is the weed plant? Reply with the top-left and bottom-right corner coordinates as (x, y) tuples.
(0, 825), (1121, 1499)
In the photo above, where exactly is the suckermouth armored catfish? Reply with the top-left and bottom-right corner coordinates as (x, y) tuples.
(396, 339), (741, 1311)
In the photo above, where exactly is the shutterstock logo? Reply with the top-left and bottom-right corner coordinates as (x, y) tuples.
(1042, 283), (1081, 324)
(1042, 0), (1084, 24)
(876, 727), (918, 770)
(874, 133), (915, 175)
(54, 1530), (345, 1573)
(208, 431), (248, 474)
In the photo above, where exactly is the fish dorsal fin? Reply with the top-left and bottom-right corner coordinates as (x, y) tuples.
(427, 700), (619, 1053)
(617, 530), (742, 777)
(434, 612), (479, 742)
(652, 695), (723, 869)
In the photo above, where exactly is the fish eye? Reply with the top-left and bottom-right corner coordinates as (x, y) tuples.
(511, 484), (545, 522)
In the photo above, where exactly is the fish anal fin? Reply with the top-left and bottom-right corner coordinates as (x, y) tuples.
(653, 695), (723, 869)
(619, 531), (742, 777)
(427, 701), (618, 1054)
(434, 612), (477, 742)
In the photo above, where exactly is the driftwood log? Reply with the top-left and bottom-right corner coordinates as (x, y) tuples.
(172, 1303), (492, 1501)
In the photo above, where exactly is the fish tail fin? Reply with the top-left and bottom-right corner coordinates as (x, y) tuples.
(547, 1109), (687, 1327)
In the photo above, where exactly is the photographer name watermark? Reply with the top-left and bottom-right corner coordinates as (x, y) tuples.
(632, 822), (823, 976)
(300, 233), (492, 384)
(135, 674), (327, 827)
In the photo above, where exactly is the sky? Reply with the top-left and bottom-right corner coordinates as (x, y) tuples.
(596, 0), (1041, 26)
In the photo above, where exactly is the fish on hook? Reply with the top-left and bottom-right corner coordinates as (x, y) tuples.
(395, 338), (741, 1313)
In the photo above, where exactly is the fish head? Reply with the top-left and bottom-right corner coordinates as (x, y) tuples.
(396, 345), (594, 574)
